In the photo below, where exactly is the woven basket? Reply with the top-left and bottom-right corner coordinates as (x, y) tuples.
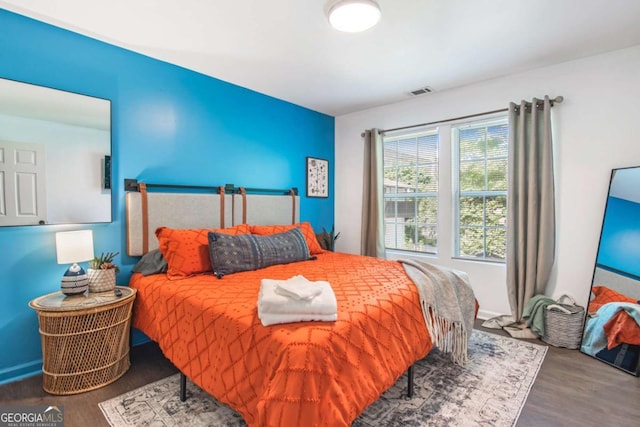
(541, 294), (585, 349)
(88, 268), (116, 293)
(35, 292), (134, 394)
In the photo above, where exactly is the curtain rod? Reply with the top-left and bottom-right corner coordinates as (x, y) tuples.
(361, 95), (563, 137)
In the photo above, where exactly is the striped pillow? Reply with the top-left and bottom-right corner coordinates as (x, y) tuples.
(208, 227), (311, 277)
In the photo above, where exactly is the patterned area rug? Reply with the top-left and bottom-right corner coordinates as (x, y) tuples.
(100, 330), (547, 427)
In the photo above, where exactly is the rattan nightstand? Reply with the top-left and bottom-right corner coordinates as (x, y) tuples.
(29, 286), (137, 395)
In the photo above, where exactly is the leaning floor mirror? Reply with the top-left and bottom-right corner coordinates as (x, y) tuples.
(581, 166), (640, 376)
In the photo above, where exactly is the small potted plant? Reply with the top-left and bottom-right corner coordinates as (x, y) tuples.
(317, 225), (341, 252)
(87, 252), (119, 293)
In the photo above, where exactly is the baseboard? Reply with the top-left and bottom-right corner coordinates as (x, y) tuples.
(0, 359), (42, 385)
(477, 308), (504, 321)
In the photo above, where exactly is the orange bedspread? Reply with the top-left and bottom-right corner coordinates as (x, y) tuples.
(131, 251), (432, 427)
(603, 311), (640, 349)
(588, 286), (640, 350)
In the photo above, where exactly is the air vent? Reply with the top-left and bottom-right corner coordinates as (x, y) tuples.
(410, 86), (433, 96)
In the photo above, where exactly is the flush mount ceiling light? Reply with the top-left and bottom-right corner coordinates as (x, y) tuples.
(328, 0), (382, 33)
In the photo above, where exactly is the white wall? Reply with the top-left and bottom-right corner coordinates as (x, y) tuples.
(0, 113), (110, 224)
(335, 45), (640, 319)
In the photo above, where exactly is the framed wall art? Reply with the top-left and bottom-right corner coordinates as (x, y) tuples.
(306, 156), (329, 198)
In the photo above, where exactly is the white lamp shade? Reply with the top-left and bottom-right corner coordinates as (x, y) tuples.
(328, 0), (381, 33)
(55, 230), (94, 264)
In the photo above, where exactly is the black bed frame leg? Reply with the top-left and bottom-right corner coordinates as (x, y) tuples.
(407, 364), (414, 398)
(179, 372), (187, 402)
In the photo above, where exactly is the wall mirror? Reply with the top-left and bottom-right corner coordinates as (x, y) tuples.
(0, 77), (111, 226)
(581, 166), (640, 375)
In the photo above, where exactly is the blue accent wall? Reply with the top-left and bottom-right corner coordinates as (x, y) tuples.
(0, 9), (334, 383)
(597, 196), (640, 278)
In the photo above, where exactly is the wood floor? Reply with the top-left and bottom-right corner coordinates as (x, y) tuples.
(1, 321), (638, 427)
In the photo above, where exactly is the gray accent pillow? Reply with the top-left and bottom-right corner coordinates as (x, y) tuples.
(132, 249), (168, 276)
(208, 227), (311, 277)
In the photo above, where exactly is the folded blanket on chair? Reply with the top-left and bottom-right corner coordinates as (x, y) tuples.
(258, 277), (337, 326)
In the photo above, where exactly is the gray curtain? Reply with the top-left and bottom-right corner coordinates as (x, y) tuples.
(506, 96), (556, 322)
(361, 129), (386, 258)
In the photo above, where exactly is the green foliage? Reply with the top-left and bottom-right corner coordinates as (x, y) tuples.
(456, 123), (508, 260)
(404, 223), (437, 250)
(89, 251), (120, 273)
(318, 226), (341, 252)
(384, 165), (437, 193)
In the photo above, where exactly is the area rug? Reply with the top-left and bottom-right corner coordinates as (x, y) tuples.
(99, 330), (547, 427)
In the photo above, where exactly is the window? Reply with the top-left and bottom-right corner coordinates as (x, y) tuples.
(453, 118), (509, 261)
(383, 130), (439, 253)
(381, 114), (508, 261)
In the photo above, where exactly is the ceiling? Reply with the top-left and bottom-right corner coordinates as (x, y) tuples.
(2, 0), (640, 116)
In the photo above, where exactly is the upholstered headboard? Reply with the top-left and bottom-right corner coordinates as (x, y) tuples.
(232, 189), (300, 226)
(125, 180), (299, 256)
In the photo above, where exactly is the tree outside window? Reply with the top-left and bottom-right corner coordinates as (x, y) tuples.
(454, 119), (508, 261)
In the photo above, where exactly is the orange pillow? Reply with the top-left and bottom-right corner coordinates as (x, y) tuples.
(155, 224), (251, 280)
(250, 222), (324, 255)
(589, 285), (637, 313)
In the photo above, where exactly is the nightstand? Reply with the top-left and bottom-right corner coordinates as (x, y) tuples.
(29, 286), (137, 395)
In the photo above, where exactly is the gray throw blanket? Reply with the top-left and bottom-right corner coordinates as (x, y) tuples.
(400, 259), (476, 366)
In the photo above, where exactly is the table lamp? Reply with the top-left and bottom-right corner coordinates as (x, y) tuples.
(55, 230), (94, 295)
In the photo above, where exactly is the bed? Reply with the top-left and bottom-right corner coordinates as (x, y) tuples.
(586, 286), (640, 349)
(125, 180), (476, 426)
(582, 284), (640, 374)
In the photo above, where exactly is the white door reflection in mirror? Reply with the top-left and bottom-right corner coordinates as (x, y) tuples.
(0, 141), (46, 225)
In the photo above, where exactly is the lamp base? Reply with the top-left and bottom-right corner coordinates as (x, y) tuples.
(61, 263), (89, 295)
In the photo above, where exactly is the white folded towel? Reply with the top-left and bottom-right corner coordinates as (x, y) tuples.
(274, 275), (323, 300)
(259, 278), (337, 315)
(258, 277), (337, 326)
(259, 312), (338, 327)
